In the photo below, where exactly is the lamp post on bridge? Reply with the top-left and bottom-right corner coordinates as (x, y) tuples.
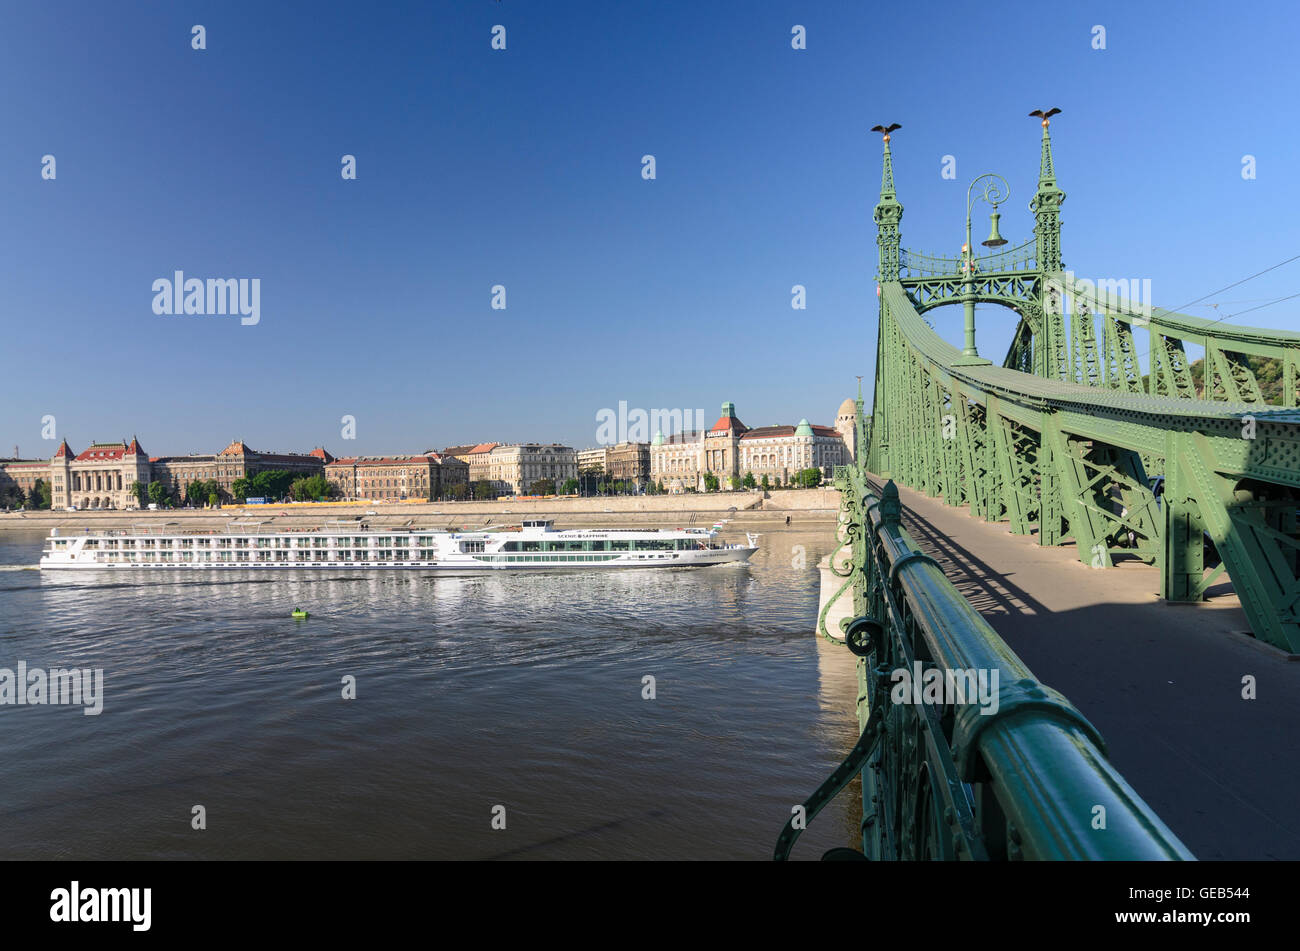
(960, 173), (1010, 358)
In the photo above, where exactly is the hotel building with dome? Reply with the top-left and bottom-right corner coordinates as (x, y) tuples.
(649, 400), (857, 493)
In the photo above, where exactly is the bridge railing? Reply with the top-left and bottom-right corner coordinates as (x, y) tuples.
(900, 238), (1038, 280)
(775, 466), (1193, 861)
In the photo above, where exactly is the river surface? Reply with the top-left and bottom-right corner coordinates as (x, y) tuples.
(0, 526), (859, 860)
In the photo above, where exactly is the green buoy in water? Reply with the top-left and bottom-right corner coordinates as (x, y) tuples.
(291, 609), (309, 619)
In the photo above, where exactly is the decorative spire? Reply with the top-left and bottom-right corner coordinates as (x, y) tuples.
(1038, 122), (1056, 183)
(1028, 110), (1065, 273)
(871, 124), (904, 282)
(880, 137), (897, 198)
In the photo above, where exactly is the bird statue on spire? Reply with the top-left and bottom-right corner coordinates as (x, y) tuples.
(871, 123), (901, 143)
(1028, 108), (1061, 128)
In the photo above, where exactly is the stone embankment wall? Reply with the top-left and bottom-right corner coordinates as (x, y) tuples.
(758, 488), (841, 510)
(0, 488), (841, 531)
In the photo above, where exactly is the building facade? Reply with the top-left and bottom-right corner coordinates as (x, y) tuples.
(51, 438), (152, 510)
(576, 447), (607, 475)
(488, 443), (577, 495)
(650, 401), (849, 492)
(607, 442), (650, 485)
(576, 443), (649, 489)
(650, 429), (704, 493)
(0, 457), (51, 506)
(465, 443), (498, 487)
(325, 452), (469, 501)
(151, 441), (328, 502)
(737, 421), (847, 483)
(2, 436), (331, 509)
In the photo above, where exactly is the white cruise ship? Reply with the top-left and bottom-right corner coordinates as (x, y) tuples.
(38, 519), (758, 572)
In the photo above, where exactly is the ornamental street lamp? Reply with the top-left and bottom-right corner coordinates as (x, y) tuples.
(960, 173), (1011, 358)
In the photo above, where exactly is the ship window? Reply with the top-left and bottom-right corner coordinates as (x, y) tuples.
(522, 541), (540, 552)
(610, 540), (629, 551)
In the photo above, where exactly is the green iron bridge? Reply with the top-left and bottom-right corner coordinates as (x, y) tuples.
(777, 115), (1300, 861)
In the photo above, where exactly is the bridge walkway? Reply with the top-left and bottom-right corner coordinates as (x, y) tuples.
(871, 475), (1300, 860)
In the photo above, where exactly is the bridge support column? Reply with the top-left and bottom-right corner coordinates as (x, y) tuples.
(1161, 431), (1206, 603)
(1042, 424), (1114, 568)
(1165, 430), (1300, 652)
(1038, 413), (1067, 547)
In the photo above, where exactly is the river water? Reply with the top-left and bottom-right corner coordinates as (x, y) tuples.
(0, 526), (859, 860)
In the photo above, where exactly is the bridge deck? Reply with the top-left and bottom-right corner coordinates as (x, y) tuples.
(871, 475), (1300, 860)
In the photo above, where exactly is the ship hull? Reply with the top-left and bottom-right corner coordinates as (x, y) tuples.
(39, 548), (756, 571)
(38, 519), (758, 572)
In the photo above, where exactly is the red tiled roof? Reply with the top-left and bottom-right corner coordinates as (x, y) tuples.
(126, 436), (144, 455)
(74, 442), (127, 462)
(469, 442), (498, 455)
(309, 447), (335, 463)
(219, 440), (250, 456)
(708, 415), (748, 435)
(811, 425), (840, 437)
(53, 440), (73, 459)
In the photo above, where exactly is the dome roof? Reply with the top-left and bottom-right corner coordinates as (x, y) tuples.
(837, 397), (858, 420)
(652, 430), (665, 446)
(795, 419), (814, 436)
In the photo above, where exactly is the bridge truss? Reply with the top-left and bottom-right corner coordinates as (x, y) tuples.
(775, 118), (1299, 861)
(867, 122), (1300, 653)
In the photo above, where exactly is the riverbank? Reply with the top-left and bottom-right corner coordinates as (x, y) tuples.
(0, 487), (841, 532)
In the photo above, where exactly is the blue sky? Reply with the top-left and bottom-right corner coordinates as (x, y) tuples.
(2, 0), (1298, 458)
